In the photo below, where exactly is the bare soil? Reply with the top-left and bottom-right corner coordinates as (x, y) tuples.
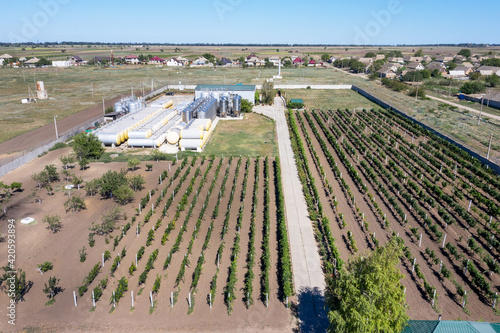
(0, 150), (294, 332)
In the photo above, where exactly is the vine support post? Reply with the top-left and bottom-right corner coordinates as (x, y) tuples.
(442, 234), (446, 248)
(419, 234), (422, 247)
(73, 291), (77, 307)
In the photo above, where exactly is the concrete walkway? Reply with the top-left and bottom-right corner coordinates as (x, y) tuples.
(255, 98), (327, 332)
(428, 95), (500, 122)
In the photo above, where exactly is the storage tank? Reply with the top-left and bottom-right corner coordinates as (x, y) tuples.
(233, 95), (242, 117)
(179, 139), (203, 150)
(201, 91), (210, 99)
(166, 128), (181, 144)
(36, 81), (45, 91)
(180, 128), (204, 139)
(114, 101), (124, 113)
(129, 101), (138, 113)
(220, 96), (228, 117)
(210, 91), (220, 102)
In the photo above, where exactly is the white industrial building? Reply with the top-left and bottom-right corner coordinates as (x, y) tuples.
(195, 84), (256, 105)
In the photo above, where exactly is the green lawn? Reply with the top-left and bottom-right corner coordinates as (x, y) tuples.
(203, 112), (277, 157)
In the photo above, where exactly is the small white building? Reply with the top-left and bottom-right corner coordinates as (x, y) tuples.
(52, 60), (73, 67)
(166, 58), (182, 67)
(0, 59), (4, 66)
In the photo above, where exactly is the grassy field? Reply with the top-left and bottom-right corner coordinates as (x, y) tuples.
(0, 50), (499, 164)
(284, 89), (379, 110)
(203, 112), (277, 157)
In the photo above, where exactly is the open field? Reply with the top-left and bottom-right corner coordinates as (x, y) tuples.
(204, 113), (278, 157)
(0, 149), (294, 332)
(287, 107), (500, 321)
(1, 60), (498, 165)
(284, 89), (379, 110)
(2, 44), (500, 64)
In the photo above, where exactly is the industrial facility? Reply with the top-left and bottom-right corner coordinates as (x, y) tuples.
(93, 84), (253, 152)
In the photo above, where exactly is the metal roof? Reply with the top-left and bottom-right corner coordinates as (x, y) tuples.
(195, 84), (256, 91)
(402, 321), (500, 333)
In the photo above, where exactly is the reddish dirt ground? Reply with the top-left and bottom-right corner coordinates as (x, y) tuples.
(0, 150), (295, 332)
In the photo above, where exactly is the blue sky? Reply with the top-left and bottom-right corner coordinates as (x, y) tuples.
(1, 0), (498, 44)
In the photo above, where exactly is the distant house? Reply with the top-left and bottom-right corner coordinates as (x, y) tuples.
(377, 67), (397, 78)
(166, 58), (182, 67)
(308, 59), (317, 67)
(449, 66), (472, 77)
(245, 54), (264, 66)
(175, 56), (188, 66)
(125, 54), (140, 64)
(218, 57), (233, 67)
(148, 56), (165, 65)
(293, 57), (304, 65)
(69, 55), (83, 64)
(461, 62), (474, 68)
(403, 55), (423, 63)
(388, 57), (404, 64)
(477, 66), (500, 76)
(422, 55), (433, 63)
(18, 57), (26, 62)
(25, 57), (40, 67)
(407, 62), (425, 71)
(426, 62), (447, 74)
(358, 57), (373, 64)
(0, 54), (13, 60)
(328, 56), (337, 63)
(269, 55), (280, 66)
(374, 54), (385, 61)
(380, 63), (400, 73)
(94, 56), (111, 64)
(435, 55), (454, 63)
(192, 56), (213, 67)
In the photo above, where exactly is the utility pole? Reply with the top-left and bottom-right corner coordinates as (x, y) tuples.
(487, 133), (493, 160)
(477, 94), (485, 125)
(102, 98), (106, 116)
(54, 115), (59, 139)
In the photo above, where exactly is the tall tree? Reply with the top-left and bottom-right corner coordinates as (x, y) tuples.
(261, 80), (275, 105)
(457, 49), (471, 58)
(325, 238), (409, 333)
(71, 133), (104, 160)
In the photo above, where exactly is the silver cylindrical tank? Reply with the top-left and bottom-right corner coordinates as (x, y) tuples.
(129, 101), (138, 113)
(201, 91), (210, 99)
(220, 96), (228, 117)
(210, 91), (220, 102)
(114, 101), (124, 113)
(233, 95), (242, 117)
(182, 109), (192, 123)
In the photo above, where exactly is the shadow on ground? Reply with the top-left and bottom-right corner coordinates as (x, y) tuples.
(297, 286), (329, 333)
